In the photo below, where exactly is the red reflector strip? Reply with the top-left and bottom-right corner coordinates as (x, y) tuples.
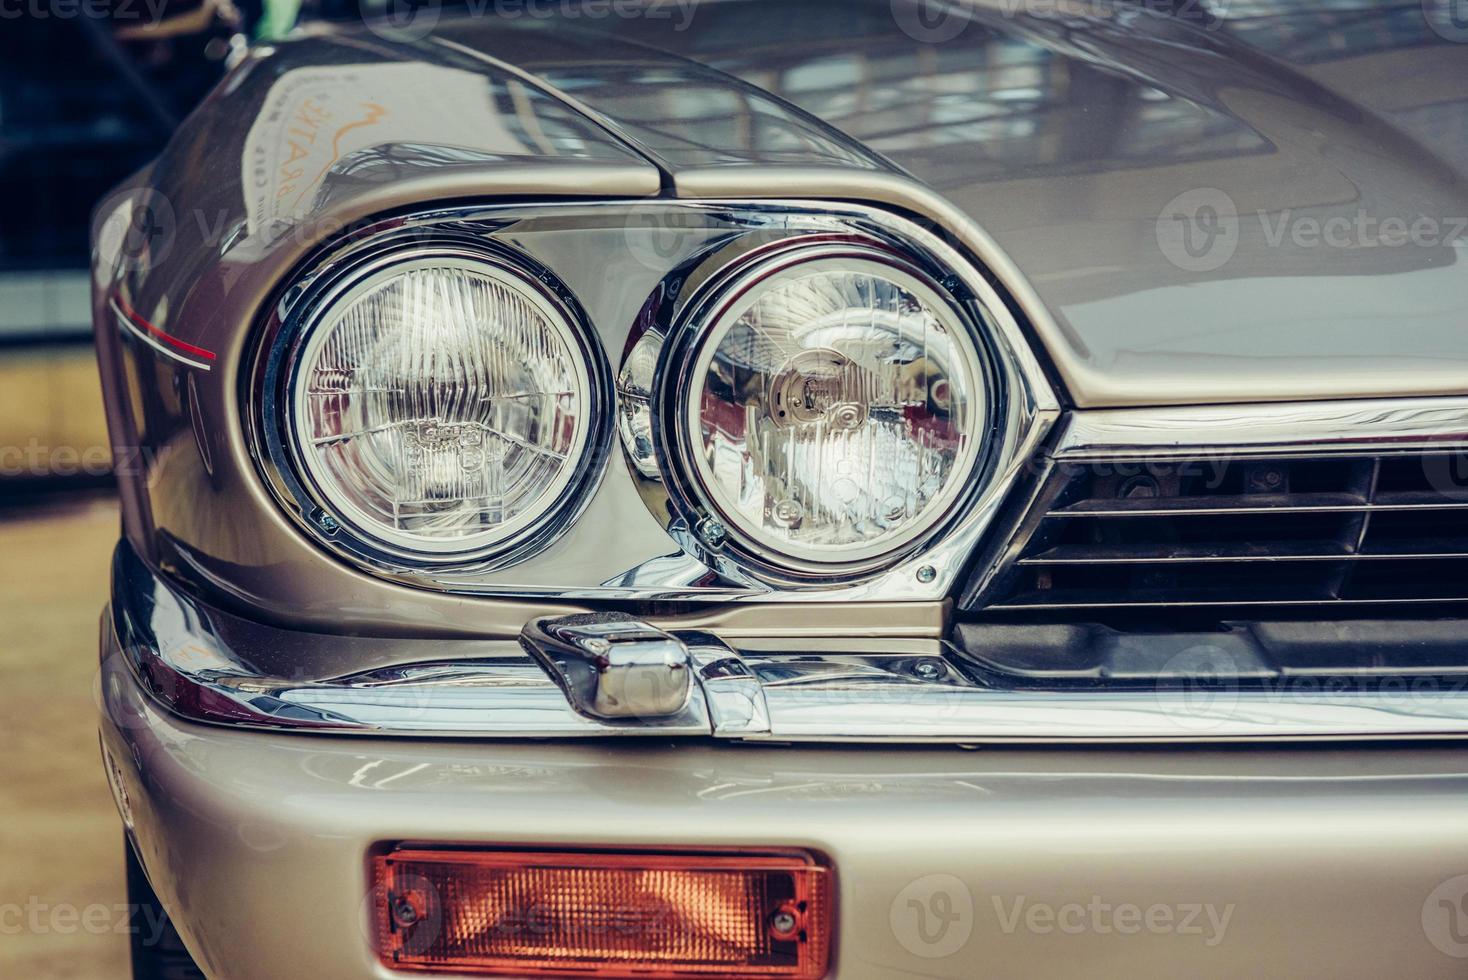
(110, 293), (217, 365)
(372, 849), (832, 978)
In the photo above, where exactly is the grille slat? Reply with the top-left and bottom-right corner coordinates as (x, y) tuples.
(980, 451), (1468, 609)
(1019, 542), (1353, 564)
(1049, 492), (1368, 517)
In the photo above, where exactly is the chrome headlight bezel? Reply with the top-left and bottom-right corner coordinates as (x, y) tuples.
(654, 239), (1005, 582)
(242, 201), (1056, 602)
(617, 210), (1058, 598)
(251, 232), (613, 576)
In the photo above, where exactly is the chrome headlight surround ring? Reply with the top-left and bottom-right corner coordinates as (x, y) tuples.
(252, 231), (614, 577)
(617, 203), (1060, 599)
(658, 239), (1005, 583)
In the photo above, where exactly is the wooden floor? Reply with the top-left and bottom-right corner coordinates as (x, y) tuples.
(0, 495), (130, 979)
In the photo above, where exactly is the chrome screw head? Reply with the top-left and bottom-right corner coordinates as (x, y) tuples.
(916, 564), (937, 583)
(912, 660), (943, 681)
(697, 517), (728, 550)
(769, 908), (799, 938)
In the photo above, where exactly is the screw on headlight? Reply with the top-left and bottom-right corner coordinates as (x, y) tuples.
(697, 517), (728, 550)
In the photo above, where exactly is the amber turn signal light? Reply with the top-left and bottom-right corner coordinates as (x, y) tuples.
(371, 848), (832, 978)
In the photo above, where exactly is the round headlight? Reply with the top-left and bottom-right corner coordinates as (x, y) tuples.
(283, 251), (596, 562)
(675, 249), (993, 570)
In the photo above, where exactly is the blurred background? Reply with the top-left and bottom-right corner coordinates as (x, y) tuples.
(0, 5), (314, 976)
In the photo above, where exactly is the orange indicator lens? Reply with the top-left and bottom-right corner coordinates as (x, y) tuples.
(372, 849), (831, 978)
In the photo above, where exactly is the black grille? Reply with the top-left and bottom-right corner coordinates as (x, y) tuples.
(976, 451), (1468, 609)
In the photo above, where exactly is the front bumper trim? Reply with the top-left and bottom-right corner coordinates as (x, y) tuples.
(111, 541), (1468, 742)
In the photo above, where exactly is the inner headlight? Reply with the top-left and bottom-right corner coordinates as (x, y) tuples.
(281, 249), (597, 563)
(671, 247), (995, 571)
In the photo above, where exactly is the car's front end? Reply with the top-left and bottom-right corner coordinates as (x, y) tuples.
(94, 2), (1468, 977)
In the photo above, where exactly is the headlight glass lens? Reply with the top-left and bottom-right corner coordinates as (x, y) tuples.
(288, 255), (592, 559)
(683, 253), (989, 567)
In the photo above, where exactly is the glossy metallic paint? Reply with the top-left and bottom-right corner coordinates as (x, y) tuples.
(505, 0), (1468, 405)
(101, 667), (1468, 980)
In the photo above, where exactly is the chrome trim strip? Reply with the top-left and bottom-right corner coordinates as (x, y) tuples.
(754, 683), (1468, 742)
(982, 595), (1468, 611)
(1055, 397), (1468, 460)
(111, 542), (710, 737)
(733, 650), (1468, 742)
(113, 542), (1468, 742)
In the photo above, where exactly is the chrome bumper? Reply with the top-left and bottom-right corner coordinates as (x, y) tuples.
(112, 542), (1468, 742)
(101, 645), (1468, 980)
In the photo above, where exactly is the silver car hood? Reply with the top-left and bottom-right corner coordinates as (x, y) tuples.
(434, 0), (1468, 406)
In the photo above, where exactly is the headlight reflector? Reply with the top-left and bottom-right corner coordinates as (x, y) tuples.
(286, 253), (594, 561)
(678, 251), (992, 569)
